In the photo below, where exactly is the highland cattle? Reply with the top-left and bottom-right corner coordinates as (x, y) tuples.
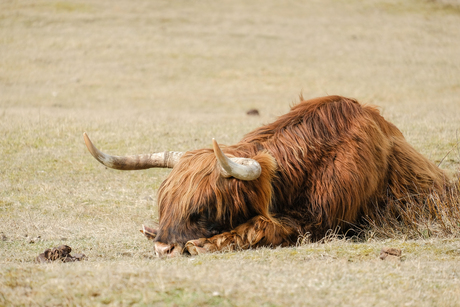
(84, 95), (447, 257)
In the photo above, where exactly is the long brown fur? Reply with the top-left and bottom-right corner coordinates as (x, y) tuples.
(155, 95), (447, 254)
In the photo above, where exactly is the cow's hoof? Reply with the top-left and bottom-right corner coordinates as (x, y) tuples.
(185, 238), (215, 255)
(185, 244), (208, 256)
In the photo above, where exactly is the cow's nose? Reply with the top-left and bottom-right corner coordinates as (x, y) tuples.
(154, 242), (174, 257)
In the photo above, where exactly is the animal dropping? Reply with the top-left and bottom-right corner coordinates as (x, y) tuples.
(35, 245), (87, 263)
(84, 95), (448, 257)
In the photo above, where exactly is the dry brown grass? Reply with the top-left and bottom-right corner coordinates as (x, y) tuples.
(1, 0), (460, 306)
(363, 183), (460, 240)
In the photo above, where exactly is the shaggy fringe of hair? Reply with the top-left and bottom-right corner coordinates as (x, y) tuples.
(156, 148), (278, 244)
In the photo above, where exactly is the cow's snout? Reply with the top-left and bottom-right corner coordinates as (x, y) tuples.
(154, 242), (173, 257)
(154, 242), (181, 257)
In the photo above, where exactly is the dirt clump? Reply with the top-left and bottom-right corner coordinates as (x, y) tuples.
(379, 247), (402, 262)
(246, 109), (260, 116)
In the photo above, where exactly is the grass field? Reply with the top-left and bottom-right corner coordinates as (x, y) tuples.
(1, 0), (460, 306)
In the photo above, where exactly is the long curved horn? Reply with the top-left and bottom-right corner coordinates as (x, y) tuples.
(212, 139), (261, 181)
(83, 132), (183, 170)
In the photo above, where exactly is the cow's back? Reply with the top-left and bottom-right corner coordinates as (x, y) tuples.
(239, 96), (446, 237)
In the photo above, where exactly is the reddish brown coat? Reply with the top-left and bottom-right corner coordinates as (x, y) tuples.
(154, 96), (446, 255)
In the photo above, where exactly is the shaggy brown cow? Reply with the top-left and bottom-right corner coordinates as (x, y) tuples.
(84, 95), (447, 257)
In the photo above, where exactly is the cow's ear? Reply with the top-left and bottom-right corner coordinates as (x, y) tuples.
(248, 151), (277, 218)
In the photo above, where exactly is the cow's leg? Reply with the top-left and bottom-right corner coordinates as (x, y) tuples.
(184, 215), (298, 255)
